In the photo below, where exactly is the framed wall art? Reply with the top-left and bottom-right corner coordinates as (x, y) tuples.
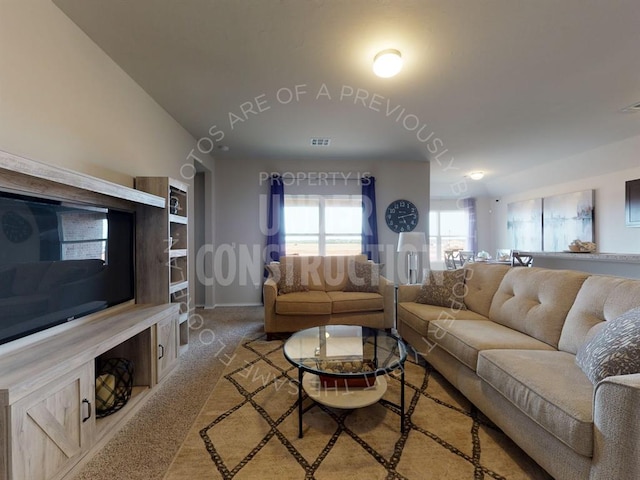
(507, 198), (543, 251)
(543, 189), (594, 251)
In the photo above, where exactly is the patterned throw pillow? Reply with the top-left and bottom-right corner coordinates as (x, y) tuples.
(265, 263), (308, 295)
(344, 260), (380, 293)
(415, 269), (467, 310)
(576, 307), (640, 384)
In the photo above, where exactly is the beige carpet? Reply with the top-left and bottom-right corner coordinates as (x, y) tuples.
(163, 336), (553, 480)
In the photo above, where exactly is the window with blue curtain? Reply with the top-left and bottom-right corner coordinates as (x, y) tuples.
(265, 174), (285, 263)
(361, 176), (379, 262)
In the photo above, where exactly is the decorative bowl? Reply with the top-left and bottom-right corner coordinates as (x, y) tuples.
(568, 240), (596, 253)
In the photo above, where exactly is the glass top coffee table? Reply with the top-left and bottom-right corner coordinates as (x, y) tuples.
(283, 325), (407, 438)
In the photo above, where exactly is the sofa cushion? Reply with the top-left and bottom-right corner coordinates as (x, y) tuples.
(463, 263), (510, 317)
(278, 256), (325, 291)
(415, 269), (466, 310)
(275, 291), (332, 315)
(327, 291), (383, 314)
(343, 260), (380, 293)
(398, 303), (487, 338)
(575, 307), (640, 384)
(477, 350), (594, 457)
(489, 267), (589, 348)
(324, 255), (368, 291)
(427, 320), (555, 371)
(266, 262), (309, 295)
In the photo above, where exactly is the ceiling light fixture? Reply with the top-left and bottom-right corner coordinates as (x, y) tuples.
(373, 49), (403, 78)
(468, 171), (485, 180)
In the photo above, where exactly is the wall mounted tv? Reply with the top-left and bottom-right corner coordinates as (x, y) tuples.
(626, 178), (640, 227)
(0, 191), (135, 345)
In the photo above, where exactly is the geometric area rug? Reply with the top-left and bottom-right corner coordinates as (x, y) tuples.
(163, 336), (553, 480)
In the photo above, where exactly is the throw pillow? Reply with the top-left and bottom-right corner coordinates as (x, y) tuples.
(265, 262), (308, 295)
(575, 306), (640, 384)
(344, 260), (380, 293)
(415, 269), (467, 310)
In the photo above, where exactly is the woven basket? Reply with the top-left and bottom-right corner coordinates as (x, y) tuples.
(95, 358), (134, 418)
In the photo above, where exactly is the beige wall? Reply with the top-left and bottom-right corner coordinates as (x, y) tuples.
(488, 134), (640, 256)
(213, 158), (430, 305)
(0, 0), (201, 185)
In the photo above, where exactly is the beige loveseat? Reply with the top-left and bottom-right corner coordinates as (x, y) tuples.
(264, 254), (392, 336)
(396, 263), (640, 480)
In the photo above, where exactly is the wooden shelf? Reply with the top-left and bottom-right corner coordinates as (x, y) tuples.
(0, 149), (164, 208)
(0, 304), (176, 403)
(169, 280), (189, 294)
(169, 214), (188, 224)
(136, 177), (190, 355)
(170, 249), (188, 259)
(95, 386), (151, 438)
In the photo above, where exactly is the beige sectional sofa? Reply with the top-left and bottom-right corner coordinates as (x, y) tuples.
(264, 254), (392, 336)
(397, 262), (640, 480)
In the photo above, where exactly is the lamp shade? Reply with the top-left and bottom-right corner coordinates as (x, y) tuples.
(397, 232), (427, 252)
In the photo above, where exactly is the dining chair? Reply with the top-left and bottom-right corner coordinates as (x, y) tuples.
(458, 251), (475, 265)
(511, 251), (534, 267)
(443, 250), (460, 269)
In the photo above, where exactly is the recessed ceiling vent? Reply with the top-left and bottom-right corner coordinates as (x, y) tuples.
(621, 102), (640, 113)
(310, 137), (331, 146)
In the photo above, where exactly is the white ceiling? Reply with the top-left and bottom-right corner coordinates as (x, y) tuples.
(53, 0), (640, 197)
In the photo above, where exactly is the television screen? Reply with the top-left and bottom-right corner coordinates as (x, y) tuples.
(626, 179), (640, 227)
(0, 191), (135, 345)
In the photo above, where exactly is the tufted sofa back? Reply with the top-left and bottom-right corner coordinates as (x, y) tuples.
(558, 275), (640, 354)
(463, 263), (511, 317)
(277, 254), (369, 292)
(489, 267), (589, 348)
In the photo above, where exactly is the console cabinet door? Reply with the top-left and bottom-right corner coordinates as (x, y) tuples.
(156, 314), (178, 382)
(10, 362), (95, 480)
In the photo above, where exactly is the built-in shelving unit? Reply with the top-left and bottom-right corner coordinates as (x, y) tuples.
(0, 150), (183, 480)
(135, 177), (190, 354)
(0, 303), (179, 480)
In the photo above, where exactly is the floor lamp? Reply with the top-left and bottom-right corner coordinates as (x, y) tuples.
(397, 232), (428, 284)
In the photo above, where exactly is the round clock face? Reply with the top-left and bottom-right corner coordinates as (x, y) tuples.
(385, 199), (419, 233)
(2, 211), (33, 243)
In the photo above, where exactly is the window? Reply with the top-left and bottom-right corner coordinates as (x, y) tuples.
(429, 209), (469, 263)
(285, 195), (362, 256)
(59, 210), (108, 261)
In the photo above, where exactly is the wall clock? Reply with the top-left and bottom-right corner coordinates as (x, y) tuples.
(385, 199), (419, 233)
(2, 211), (33, 243)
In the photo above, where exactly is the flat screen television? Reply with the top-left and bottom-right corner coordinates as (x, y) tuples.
(0, 190), (135, 345)
(626, 178), (640, 227)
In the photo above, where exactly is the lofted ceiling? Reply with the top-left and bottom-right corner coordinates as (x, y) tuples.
(53, 0), (640, 197)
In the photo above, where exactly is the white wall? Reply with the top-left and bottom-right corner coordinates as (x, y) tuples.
(486, 135), (640, 256)
(213, 158), (429, 305)
(0, 0), (204, 184)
